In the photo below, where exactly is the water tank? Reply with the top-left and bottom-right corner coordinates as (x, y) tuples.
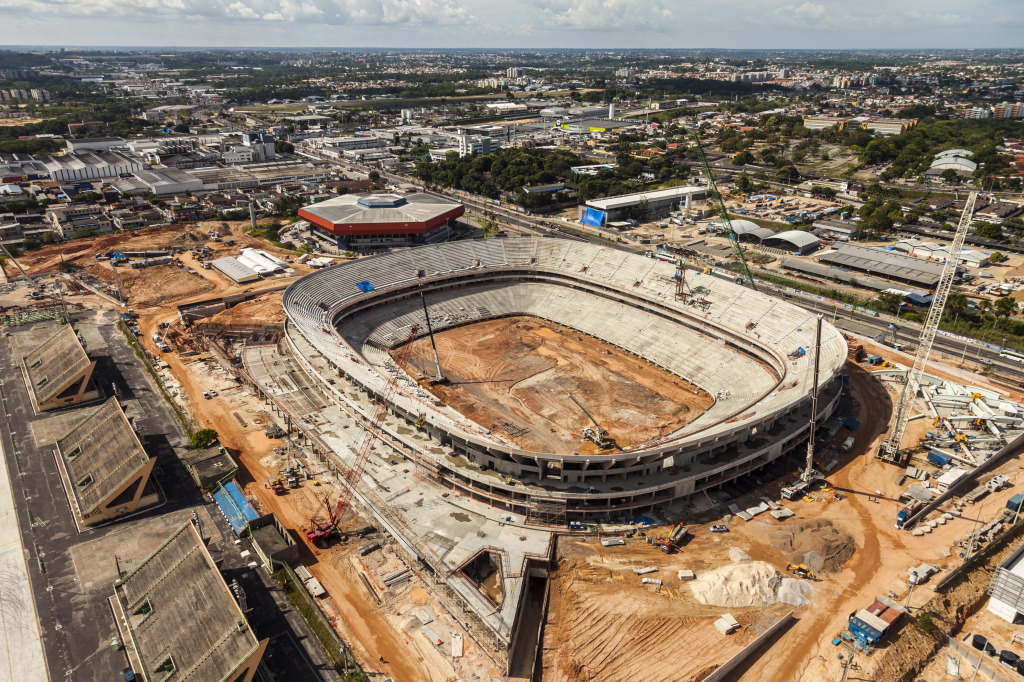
(609, 103), (616, 120)
(972, 634), (987, 650)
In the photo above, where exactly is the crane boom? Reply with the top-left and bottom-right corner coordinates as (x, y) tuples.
(338, 324), (419, 515)
(682, 127), (756, 290)
(882, 191), (978, 464)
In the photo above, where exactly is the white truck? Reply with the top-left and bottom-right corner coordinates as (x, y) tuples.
(841, 436), (856, 452)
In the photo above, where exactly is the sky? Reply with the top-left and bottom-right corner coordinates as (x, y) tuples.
(3, 0), (1023, 50)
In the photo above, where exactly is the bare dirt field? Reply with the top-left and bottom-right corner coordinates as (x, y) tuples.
(98, 263), (216, 307)
(4, 219), (298, 278)
(541, 536), (789, 682)
(205, 291), (286, 326)
(400, 316), (712, 455)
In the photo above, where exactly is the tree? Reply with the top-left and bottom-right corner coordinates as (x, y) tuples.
(940, 168), (959, 184)
(994, 296), (1017, 320)
(990, 251), (1007, 263)
(735, 172), (751, 191)
(733, 150), (754, 166)
(190, 428), (218, 449)
(946, 293), (969, 317)
(975, 222), (1003, 240)
(874, 291), (906, 315)
(368, 170), (380, 183)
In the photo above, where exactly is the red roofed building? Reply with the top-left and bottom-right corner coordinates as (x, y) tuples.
(298, 192), (465, 251)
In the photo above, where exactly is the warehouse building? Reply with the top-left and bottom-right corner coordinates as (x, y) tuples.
(780, 259), (918, 294)
(211, 256), (260, 284)
(298, 192), (465, 251)
(817, 244), (961, 289)
(580, 186), (705, 225)
(40, 150), (144, 183)
(111, 521), (267, 682)
(52, 398), (159, 529)
(20, 324), (99, 413)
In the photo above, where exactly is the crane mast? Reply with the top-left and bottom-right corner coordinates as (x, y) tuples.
(682, 127), (757, 290)
(881, 191), (978, 464)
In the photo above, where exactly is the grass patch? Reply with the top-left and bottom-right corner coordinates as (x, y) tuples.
(271, 569), (367, 680)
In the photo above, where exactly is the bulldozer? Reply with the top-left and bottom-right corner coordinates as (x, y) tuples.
(786, 563), (815, 580)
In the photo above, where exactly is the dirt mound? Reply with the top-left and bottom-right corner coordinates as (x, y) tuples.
(770, 519), (855, 573)
(174, 231), (208, 244)
(690, 561), (781, 607)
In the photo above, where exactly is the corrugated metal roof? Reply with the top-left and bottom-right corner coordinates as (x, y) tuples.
(211, 256), (258, 282)
(817, 244), (948, 286)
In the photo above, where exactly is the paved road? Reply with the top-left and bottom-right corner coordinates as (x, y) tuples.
(0, 384), (47, 682)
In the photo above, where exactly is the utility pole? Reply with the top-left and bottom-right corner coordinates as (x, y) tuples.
(802, 314), (824, 483)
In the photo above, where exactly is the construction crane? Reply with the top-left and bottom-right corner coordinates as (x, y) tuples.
(306, 493), (343, 547)
(881, 191), (978, 465)
(681, 126), (757, 290)
(1, 244), (40, 292)
(335, 324), (420, 524)
(419, 291), (446, 384)
(569, 392), (612, 448)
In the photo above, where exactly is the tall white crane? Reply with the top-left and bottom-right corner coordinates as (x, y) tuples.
(881, 191), (978, 463)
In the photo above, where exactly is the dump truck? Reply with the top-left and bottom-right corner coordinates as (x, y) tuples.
(270, 478), (286, 496)
(660, 525), (689, 553)
(896, 501), (923, 529)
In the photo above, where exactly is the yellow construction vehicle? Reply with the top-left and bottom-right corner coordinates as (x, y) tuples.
(414, 413), (426, 428)
(786, 563), (815, 579)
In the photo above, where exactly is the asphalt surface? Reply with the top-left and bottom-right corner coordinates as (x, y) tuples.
(0, 310), (339, 682)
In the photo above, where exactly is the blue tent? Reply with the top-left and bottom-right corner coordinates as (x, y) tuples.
(357, 281), (374, 292)
(581, 208), (605, 227)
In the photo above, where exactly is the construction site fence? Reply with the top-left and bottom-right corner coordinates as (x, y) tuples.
(273, 564), (364, 678)
(934, 519), (1024, 593)
(906, 432), (1024, 531)
(946, 633), (1018, 682)
(701, 611), (795, 682)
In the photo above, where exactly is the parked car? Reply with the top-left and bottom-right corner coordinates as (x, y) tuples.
(209, 390), (218, 397)
(202, 392), (210, 400)
(710, 524), (729, 533)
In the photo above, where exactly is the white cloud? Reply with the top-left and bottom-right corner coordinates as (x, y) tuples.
(1, 0), (468, 25)
(524, 0), (673, 32)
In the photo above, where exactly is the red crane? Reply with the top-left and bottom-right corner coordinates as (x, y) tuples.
(306, 494), (344, 547)
(332, 324), (421, 532)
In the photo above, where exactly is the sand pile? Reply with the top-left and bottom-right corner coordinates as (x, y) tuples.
(690, 561), (781, 607)
(776, 578), (814, 608)
(771, 519), (855, 572)
(729, 547), (752, 562)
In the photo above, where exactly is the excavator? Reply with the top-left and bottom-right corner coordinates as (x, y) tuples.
(569, 393), (614, 449)
(786, 563), (816, 580)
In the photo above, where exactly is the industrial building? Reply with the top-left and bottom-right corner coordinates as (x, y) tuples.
(892, 239), (989, 267)
(211, 256), (260, 284)
(812, 218), (860, 241)
(780, 259), (919, 294)
(298, 192), (465, 251)
(111, 521), (268, 682)
(988, 540), (1024, 622)
(580, 186), (705, 225)
(52, 398), (159, 528)
(40, 150), (144, 183)
(20, 324), (99, 413)
(816, 243), (960, 289)
(729, 220), (821, 254)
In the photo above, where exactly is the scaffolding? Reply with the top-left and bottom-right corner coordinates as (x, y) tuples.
(526, 499), (567, 526)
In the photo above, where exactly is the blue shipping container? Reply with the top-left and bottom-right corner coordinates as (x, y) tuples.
(928, 451), (952, 467)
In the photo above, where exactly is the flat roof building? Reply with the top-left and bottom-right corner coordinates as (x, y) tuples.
(298, 193), (465, 251)
(111, 521), (267, 682)
(817, 243), (960, 289)
(581, 186), (705, 224)
(21, 324), (99, 412)
(211, 256), (260, 283)
(52, 398), (159, 528)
